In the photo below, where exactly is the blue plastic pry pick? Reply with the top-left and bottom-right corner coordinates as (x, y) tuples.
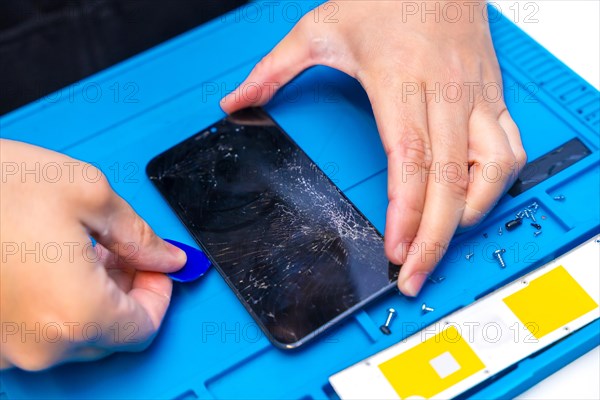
(164, 239), (211, 282)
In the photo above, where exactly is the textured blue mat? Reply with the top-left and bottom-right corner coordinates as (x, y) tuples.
(1, 2), (598, 399)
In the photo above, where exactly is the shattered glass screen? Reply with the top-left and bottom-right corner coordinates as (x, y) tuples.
(147, 108), (398, 347)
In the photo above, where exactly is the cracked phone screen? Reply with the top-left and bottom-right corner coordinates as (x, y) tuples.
(147, 108), (398, 348)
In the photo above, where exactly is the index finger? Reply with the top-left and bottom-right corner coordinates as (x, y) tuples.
(78, 170), (186, 273)
(397, 100), (469, 296)
(363, 75), (432, 265)
(220, 16), (316, 114)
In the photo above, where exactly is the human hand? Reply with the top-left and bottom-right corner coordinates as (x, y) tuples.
(0, 140), (186, 370)
(220, 1), (526, 296)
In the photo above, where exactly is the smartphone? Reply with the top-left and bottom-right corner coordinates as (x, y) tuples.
(146, 108), (398, 349)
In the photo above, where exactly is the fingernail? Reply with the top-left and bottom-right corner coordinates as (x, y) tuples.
(394, 242), (409, 265)
(165, 241), (187, 265)
(219, 94), (231, 109)
(402, 272), (428, 297)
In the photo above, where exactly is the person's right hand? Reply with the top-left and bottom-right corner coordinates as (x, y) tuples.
(0, 139), (186, 370)
(220, 1), (527, 296)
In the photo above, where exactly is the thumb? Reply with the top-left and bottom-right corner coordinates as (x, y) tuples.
(220, 17), (320, 114)
(81, 183), (186, 273)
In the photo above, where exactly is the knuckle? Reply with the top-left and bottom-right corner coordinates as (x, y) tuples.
(307, 34), (329, 64)
(514, 147), (528, 169)
(297, 13), (329, 64)
(495, 152), (519, 176)
(443, 163), (469, 196)
(78, 165), (113, 209)
(389, 131), (433, 168)
(254, 54), (273, 77)
(131, 214), (155, 249)
(257, 53), (272, 70)
(440, 58), (465, 83)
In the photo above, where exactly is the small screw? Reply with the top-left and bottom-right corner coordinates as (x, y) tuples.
(380, 308), (396, 335)
(524, 209), (537, 222)
(421, 303), (435, 314)
(483, 233), (489, 239)
(493, 249), (507, 268)
(428, 276), (446, 284)
(553, 195), (566, 201)
(531, 223), (542, 230)
(498, 226), (503, 236)
(534, 231), (542, 237)
(466, 252), (474, 261)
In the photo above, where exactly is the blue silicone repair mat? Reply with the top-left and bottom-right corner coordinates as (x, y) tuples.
(1, 2), (599, 399)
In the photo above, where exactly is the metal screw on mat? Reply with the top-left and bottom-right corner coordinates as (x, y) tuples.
(553, 195), (566, 201)
(493, 249), (507, 268)
(530, 213), (537, 223)
(498, 226), (503, 236)
(534, 231), (542, 237)
(466, 252), (474, 261)
(428, 276), (446, 284)
(524, 209), (537, 223)
(380, 308), (396, 335)
(421, 303), (435, 314)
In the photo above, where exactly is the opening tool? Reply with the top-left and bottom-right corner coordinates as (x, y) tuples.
(164, 239), (211, 282)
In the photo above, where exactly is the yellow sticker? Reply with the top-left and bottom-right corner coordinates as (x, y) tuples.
(378, 326), (485, 399)
(503, 265), (598, 339)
